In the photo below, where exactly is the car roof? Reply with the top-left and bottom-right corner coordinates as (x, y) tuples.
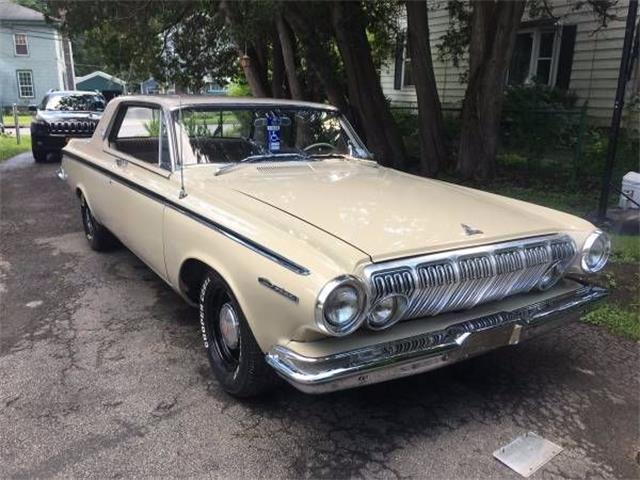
(46, 90), (104, 96)
(111, 95), (339, 111)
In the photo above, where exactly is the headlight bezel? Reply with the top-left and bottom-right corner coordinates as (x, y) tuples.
(315, 275), (367, 337)
(580, 230), (610, 273)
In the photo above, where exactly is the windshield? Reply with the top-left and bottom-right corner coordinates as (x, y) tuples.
(43, 93), (106, 112)
(173, 106), (369, 166)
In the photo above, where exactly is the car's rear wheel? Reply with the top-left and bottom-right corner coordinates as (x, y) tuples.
(80, 195), (117, 251)
(199, 269), (278, 397)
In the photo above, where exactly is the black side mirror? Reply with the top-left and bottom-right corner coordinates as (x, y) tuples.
(28, 105), (37, 113)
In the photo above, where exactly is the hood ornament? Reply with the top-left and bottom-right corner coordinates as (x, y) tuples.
(461, 223), (483, 236)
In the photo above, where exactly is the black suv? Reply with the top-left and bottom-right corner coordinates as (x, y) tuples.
(30, 90), (106, 162)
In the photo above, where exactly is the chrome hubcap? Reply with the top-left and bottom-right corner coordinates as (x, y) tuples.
(218, 303), (240, 350)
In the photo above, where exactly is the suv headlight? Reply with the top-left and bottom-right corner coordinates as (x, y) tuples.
(581, 230), (610, 273)
(315, 275), (367, 336)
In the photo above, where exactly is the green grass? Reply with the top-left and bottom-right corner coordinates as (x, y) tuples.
(0, 134), (31, 161)
(610, 235), (640, 264)
(583, 303), (640, 341)
(2, 114), (33, 127)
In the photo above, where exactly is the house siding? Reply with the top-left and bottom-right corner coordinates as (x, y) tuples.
(0, 22), (66, 109)
(380, 0), (634, 122)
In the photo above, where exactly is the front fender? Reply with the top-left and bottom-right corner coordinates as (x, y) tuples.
(163, 206), (330, 352)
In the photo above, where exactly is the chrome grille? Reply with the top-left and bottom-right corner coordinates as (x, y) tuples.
(366, 235), (576, 321)
(49, 120), (97, 135)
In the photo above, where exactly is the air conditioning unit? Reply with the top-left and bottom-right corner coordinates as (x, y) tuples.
(619, 171), (640, 210)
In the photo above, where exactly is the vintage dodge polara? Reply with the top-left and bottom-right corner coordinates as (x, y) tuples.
(59, 95), (609, 396)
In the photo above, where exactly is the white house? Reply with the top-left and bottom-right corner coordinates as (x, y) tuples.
(0, 1), (75, 108)
(381, 0), (637, 122)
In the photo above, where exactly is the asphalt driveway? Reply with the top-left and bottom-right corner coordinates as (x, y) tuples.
(1, 153), (638, 479)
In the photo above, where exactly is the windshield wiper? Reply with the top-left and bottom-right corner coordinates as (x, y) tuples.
(215, 153), (310, 176)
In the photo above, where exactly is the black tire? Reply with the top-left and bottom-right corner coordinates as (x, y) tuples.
(80, 195), (117, 251)
(32, 148), (47, 163)
(199, 269), (278, 397)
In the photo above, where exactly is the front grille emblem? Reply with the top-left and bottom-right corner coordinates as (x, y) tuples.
(461, 223), (483, 236)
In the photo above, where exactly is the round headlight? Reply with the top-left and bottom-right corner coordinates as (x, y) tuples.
(367, 294), (408, 330)
(581, 230), (610, 273)
(537, 261), (563, 291)
(316, 276), (367, 336)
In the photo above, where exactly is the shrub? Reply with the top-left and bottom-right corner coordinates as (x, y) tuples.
(502, 84), (580, 162)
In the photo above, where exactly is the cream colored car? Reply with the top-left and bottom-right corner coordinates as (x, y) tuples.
(60, 96), (609, 396)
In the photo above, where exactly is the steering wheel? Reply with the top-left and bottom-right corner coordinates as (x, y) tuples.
(303, 142), (336, 154)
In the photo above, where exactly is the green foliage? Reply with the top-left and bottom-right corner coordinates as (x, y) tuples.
(583, 304), (640, 342)
(0, 134), (31, 162)
(611, 235), (640, 264)
(144, 119), (160, 137)
(502, 84), (580, 166)
(227, 81), (252, 97)
(583, 126), (639, 180)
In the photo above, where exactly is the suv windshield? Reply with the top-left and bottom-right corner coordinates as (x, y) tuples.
(173, 106), (369, 166)
(42, 93), (106, 112)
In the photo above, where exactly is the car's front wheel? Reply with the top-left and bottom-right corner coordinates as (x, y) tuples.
(199, 269), (277, 397)
(80, 195), (117, 251)
(32, 147), (47, 163)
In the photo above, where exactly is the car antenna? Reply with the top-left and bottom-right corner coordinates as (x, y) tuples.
(178, 97), (187, 199)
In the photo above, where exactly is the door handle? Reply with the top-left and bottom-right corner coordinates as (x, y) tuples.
(115, 157), (128, 168)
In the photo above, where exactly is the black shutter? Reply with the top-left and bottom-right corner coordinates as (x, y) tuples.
(556, 25), (577, 90)
(393, 32), (405, 90)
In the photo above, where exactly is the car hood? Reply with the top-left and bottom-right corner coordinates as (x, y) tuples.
(209, 160), (589, 262)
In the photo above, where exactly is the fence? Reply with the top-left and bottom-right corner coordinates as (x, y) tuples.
(390, 104), (590, 181)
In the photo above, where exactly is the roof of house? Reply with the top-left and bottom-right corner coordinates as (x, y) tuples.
(0, 1), (45, 22)
(75, 71), (126, 87)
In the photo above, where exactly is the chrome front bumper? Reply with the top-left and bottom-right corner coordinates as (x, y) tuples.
(266, 284), (607, 394)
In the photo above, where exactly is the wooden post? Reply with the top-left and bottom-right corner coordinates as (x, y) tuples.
(12, 104), (20, 145)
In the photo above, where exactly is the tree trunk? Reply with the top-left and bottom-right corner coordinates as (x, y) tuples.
(405, 0), (447, 176)
(276, 13), (304, 100)
(457, 0), (526, 179)
(219, 0), (271, 97)
(284, 6), (351, 115)
(331, 1), (407, 168)
(271, 33), (286, 98)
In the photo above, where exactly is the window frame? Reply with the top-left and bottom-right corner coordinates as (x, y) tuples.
(508, 27), (562, 87)
(13, 33), (29, 56)
(16, 70), (35, 98)
(103, 101), (175, 176)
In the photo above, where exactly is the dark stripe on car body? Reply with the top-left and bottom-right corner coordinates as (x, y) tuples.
(63, 151), (310, 276)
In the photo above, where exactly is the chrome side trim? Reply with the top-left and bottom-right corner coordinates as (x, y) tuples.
(266, 283), (607, 393)
(64, 151), (310, 276)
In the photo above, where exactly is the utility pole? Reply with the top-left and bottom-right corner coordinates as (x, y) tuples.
(597, 0), (638, 221)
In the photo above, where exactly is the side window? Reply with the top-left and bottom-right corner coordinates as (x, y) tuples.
(111, 106), (172, 170)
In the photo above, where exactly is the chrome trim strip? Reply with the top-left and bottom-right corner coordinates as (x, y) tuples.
(63, 151), (310, 276)
(266, 283), (607, 393)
